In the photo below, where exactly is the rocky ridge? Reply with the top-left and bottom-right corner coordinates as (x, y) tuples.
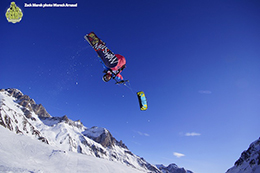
(0, 88), (193, 173)
(156, 164), (193, 173)
(226, 137), (260, 173)
(0, 88), (160, 172)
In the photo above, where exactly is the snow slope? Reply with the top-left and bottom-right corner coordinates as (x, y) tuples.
(0, 126), (145, 173)
(0, 88), (193, 173)
(0, 88), (161, 172)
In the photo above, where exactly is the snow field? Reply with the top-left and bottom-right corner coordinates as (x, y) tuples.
(0, 126), (146, 173)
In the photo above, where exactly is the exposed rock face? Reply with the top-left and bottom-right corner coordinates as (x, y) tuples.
(32, 104), (50, 118)
(0, 89), (49, 144)
(5, 88), (51, 118)
(0, 88), (161, 173)
(40, 115), (83, 128)
(92, 130), (115, 148)
(234, 139), (260, 167)
(83, 126), (128, 149)
(226, 137), (260, 173)
(156, 164), (193, 173)
(0, 88), (193, 173)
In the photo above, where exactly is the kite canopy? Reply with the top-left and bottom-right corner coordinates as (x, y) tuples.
(137, 91), (148, 111)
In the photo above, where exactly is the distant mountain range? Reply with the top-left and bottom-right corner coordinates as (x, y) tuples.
(156, 164), (193, 173)
(0, 88), (193, 173)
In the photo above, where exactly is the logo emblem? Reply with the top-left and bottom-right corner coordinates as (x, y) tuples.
(6, 2), (23, 23)
(88, 33), (99, 46)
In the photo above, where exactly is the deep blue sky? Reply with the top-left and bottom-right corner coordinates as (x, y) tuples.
(1, 0), (260, 173)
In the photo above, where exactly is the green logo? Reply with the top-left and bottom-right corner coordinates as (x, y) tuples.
(6, 2), (23, 23)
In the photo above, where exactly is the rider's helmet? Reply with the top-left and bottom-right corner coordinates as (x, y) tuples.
(102, 72), (112, 82)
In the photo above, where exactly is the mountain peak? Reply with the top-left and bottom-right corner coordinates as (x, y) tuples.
(5, 88), (23, 97)
(0, 88), (193, 173)
(1, 88), (51, 118)
(156, 163), (193, 173)
(0, 89), (49, 144)
(40, 115), (85, 131)
(83, 126), (128, 149)
(226, 137), (260, 173)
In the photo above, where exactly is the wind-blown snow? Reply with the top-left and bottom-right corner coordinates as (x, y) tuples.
(0, 126), (145, 173)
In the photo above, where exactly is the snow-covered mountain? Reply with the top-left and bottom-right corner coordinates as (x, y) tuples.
(0, 88), (193, 173)
(226, 137), (260, 173)
(0, 125), (145, 173)
(156, 164), (193, 173)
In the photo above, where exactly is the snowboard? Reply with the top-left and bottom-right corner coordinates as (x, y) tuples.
(84, 32), (118, 68)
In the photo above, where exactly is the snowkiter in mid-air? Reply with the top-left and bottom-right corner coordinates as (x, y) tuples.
(85, 32), (147, 111)
(102, 54), (126, 83)
(85, 32), (128, 84)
